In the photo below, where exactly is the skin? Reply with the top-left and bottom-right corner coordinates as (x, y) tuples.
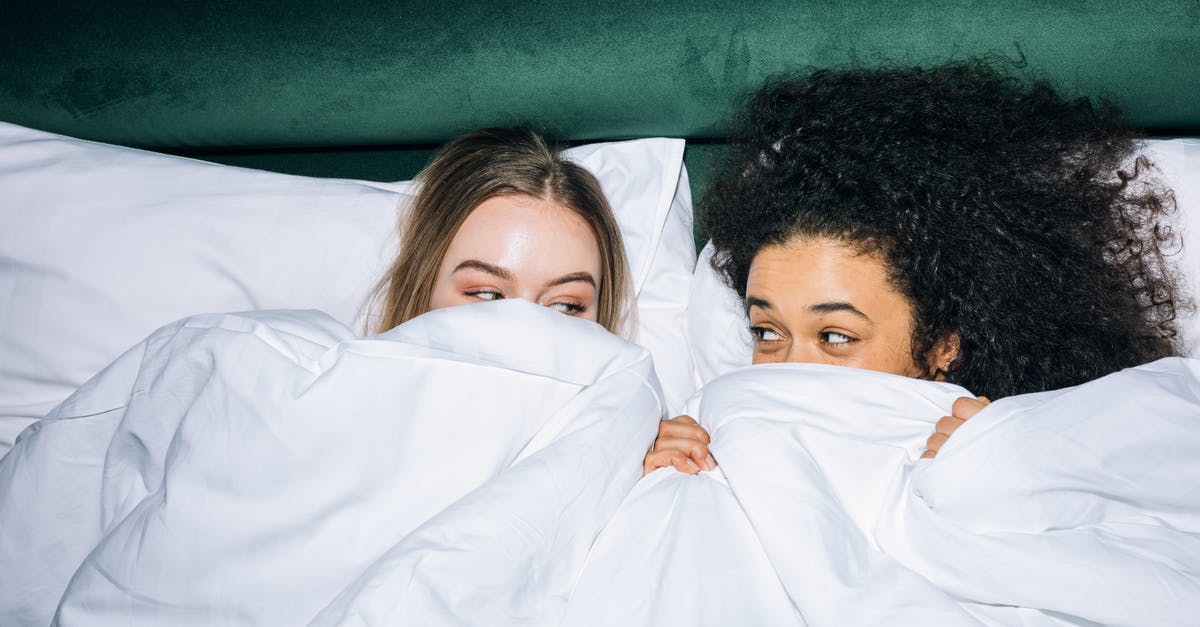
(744, 239), (939, 374)
(428, 194), (602, 321)
(644, 236), (978, 476)
(925, 396), (989, 459)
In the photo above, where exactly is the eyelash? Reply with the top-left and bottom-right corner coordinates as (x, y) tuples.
(466, 290), (586, 315)
(749, 326), (782, 342)
(819, 331), (855, 346)
(551, 301), (586, 314)
(749, 327), (857, 347)
(466, 289), (503, 301)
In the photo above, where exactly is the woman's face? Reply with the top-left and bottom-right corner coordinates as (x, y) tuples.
(746, 236), (951, 377)
(429, 194), (602, 322)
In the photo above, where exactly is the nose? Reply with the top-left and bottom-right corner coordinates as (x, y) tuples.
(508, 290), (540, 307)
(783, 341), (822, 365)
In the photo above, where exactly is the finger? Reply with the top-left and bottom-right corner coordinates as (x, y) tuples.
(651, 420), (708, 450)
(661, 415), (711, 443)
(654, 437), (713, 470)
(657, 420), (712, 444)
(662, 418), (705, 442)
(642, 449), (659, 475)
(925, 432), (949, 454)
(643, 449), (700, 475)
(951, 396), (989, 421)
(934, 415), (965, 437)
(668, 449), (701, 474)
(643, 448), (673, 475)
(920, 449), (937, 459)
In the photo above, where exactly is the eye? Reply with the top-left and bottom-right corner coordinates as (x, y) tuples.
(466, 289), (503, 302)
(548, 301), (585, 315)
(819, 331), (855, 345)
(749, 326), (783, 342)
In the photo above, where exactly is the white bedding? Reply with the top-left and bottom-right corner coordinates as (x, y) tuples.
(564, 361), (1200, 626)
(0, 301), (664, 626)
(4, 302), (1199, 626)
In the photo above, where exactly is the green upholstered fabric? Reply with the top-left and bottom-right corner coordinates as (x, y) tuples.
(188, 145), (442, 183)
(4, 0), (1199, 157)
(186, 143), (723, 200)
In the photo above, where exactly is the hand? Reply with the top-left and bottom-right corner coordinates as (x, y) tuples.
(642, 415), (718, 476)
(921, 396), (990, 459)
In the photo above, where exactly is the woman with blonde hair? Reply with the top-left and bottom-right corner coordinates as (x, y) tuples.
(373, 127), (633, 336)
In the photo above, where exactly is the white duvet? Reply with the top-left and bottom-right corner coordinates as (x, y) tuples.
(0, 301), (664, 626)
(3, 302), (1199, 627)
(564, 361), (1200, 626)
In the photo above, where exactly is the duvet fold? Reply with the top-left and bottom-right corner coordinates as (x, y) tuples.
(563, 360), (1200, 627)
(0, 300), (663, 627)
(5, 302), (1198, 626)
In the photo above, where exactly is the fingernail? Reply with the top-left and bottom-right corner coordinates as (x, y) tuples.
(706, 454), (718, 470)
(686, 458), (701, 473)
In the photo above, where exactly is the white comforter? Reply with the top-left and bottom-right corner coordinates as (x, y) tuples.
(4, 302), (1198, 627)
(0, 301), (664, 627)
(563, 361), (1200, 626)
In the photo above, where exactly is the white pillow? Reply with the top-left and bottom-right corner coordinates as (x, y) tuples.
(1143, 139), (1200, 355)
(569, 141), (697, 415)
(688, 241), (753, 386)
(688, 138), (1200, 386)
(0, 122), (696, 451)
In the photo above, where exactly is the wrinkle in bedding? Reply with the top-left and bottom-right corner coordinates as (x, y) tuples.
(4, 305), (1199, 625)
(564, 361), (1200, 627)
(0, 300), (663, 627)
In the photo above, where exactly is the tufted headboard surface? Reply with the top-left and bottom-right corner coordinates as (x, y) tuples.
(4, 1), (1198, 185)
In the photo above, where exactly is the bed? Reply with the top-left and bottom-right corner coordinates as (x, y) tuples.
(2, 2), (1199, 626)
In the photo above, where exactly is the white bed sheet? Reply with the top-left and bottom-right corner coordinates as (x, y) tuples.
(6, 302), (1198, 626)
(564, 361), (1200, 626)
(0, 300), (664, 626)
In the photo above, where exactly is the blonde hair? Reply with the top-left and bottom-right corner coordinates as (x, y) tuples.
(371, 128), (632, 336)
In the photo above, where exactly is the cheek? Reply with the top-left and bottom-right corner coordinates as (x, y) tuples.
(751, 350), (779, 365)
(750, 337), (792, 365)
(859, 298), (923, 377)
(893, 346), (927, 378)
(859, 333), (923, 377)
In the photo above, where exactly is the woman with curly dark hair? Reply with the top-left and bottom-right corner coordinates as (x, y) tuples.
(645, 60), (1183, 474)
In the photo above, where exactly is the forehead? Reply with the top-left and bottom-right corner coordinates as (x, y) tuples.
(456, 194), (590, 236)
(443, 194), (601, 275)
(747, 237), (906, 312)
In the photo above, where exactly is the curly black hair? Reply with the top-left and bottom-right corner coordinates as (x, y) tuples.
(701, 60), (1183, 398)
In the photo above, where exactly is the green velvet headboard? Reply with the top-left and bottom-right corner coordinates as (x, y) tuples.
(4, 0), (1198, 194)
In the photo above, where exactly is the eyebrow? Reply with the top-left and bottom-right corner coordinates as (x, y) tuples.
(453, 260), (514, 281)
(453, 261), (596, 290)
(746, 296), (872, 323)
(746, 295), (772, 314)
(809, 301), (872, 322)
(546, 271), (597, 289)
